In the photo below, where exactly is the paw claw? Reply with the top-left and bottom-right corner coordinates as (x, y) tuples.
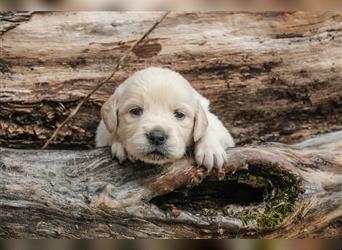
(195, 140), (228, 177)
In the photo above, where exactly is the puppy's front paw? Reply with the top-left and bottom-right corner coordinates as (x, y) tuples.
(195, 140), (227, 174)
(111, 142), (127, 163)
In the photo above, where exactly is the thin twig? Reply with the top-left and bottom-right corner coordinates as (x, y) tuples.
(42, 11), (169, 149)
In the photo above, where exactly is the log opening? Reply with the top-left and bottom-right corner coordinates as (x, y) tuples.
(150, 165), (299, 230)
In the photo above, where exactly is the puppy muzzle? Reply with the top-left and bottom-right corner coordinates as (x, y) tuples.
(141, 144), (170, 162)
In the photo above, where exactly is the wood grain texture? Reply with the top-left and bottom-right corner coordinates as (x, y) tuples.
(1, 12), (341, 149)
(0, 11), (33, 35)
(0, 131), (341, 238)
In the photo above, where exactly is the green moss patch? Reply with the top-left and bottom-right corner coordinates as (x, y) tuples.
(227, 166), (298, 229)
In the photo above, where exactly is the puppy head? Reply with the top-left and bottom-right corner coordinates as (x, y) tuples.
(101, 67), (208, 164)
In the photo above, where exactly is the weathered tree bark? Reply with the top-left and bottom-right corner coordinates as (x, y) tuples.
(1, 12), (341, 149)
(0, 131), (341, 238)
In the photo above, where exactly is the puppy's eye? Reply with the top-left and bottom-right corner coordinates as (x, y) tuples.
(174, 110), (185, 120)
(129, 107), (143, 116)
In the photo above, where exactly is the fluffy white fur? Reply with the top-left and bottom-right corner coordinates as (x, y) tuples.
(96, 67), (234, 172)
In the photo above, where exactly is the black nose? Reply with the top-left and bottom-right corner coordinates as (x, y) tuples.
(147, 130), (167, 146)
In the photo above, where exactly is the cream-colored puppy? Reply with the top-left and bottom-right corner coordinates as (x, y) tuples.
(96, 67), (234, 172)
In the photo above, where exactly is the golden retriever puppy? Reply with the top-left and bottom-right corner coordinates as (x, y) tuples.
(96, 67), (234, 172)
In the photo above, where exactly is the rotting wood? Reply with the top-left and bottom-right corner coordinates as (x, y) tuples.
(0, 131), (341, 238)
(1, 12), (341, 149)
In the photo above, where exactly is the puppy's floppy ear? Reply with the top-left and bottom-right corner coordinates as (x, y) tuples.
(193, 100), (209, 142)
(101, 94), (119, 133)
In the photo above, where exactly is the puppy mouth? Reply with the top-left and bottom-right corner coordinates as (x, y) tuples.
(137, 144), (171, 161)
(148, 150), (165, 156)
(132, 144), (176, 163)
(146, 150), (168, 161)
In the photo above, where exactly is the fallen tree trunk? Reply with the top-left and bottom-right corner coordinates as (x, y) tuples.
(1, 12), (342, 149)
(0, 131), (341, 238)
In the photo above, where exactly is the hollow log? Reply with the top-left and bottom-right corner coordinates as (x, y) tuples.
(1, 11), (341, 149)
(0, 131), (341, 238)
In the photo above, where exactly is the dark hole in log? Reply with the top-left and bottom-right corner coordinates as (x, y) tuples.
(150, 166), (297, 225)
(150, 169), (280, 216)
(151, 179), (269, 211)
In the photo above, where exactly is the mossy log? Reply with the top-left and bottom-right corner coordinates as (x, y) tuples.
(1, 11), (342, 149)
(0, 131), (341, 238)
